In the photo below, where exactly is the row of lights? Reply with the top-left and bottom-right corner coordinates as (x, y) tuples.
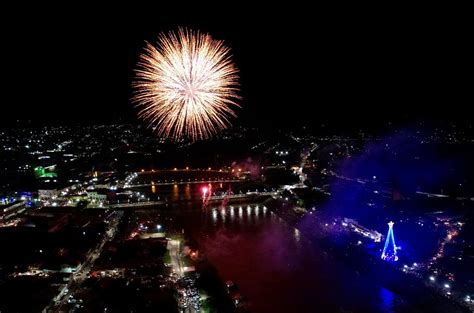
(140, 167), (223, 172)
(427, 275), (472, 301)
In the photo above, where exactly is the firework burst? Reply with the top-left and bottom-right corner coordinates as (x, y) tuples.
(132, 28), (240, 141)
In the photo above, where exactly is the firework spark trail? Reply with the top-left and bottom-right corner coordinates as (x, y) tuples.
(133, 28), (240, 141)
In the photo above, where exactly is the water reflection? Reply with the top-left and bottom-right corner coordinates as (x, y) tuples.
(379, 287), (397, 313)
(184, 184), (191, 201)
(220, 208), (226, 223)
(229, 206), (235, 222)
(188, 203), (414, 313)
(171, 184), (179, 202)
(210, 205), (270, 225)
(212, 209), (217, 223)
(294, 228), (301, 243)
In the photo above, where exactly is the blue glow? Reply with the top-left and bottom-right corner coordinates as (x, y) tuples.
(381, 221), (398, 262)
(379, 287), (396, 313)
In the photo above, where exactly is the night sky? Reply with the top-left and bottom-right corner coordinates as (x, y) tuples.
(2, 6), (471, 131)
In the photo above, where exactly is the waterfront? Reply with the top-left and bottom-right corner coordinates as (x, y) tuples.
(160, 202), (420, 313)
(1, 10), (472, 313)
(127, 180), (468, 312)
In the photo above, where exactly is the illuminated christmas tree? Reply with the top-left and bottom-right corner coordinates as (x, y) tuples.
(381, 221), (398, 261)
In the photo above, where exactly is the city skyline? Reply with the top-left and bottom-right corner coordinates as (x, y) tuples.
(1, 6), (473, 313)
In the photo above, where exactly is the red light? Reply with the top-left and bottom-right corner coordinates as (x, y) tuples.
(202, 187), (208, 195)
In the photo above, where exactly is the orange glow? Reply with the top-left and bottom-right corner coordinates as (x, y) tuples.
(133, 28), (240, 141)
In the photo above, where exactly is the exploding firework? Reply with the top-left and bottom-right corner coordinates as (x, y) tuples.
(132, 28), (240, 141)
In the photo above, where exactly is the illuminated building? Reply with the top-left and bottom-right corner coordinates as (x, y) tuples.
(0, 200), (26, 221)
(343, 218), (382, 242)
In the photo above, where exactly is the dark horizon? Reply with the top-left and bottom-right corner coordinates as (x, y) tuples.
(2, 6), (472, 132)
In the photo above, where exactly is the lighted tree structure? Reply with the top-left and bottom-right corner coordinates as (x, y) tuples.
(381, 221), (398, 261)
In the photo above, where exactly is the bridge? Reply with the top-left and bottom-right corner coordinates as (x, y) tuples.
(136, 168), (231, 174)
(124, 178), (242, 188)
(106, 191), (278, 209)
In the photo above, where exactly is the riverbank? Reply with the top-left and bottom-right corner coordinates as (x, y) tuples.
(264, 198), (471, 313)
(182, 239), (238, 313)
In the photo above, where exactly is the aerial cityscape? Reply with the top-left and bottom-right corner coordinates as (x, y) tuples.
(1, 7), (472, 313)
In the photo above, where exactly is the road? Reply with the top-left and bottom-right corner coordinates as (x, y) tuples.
(167, 239), (198, 313)
(43, 211), (122, 313)
(109, 200), (164, 208)
(297, 142), (318, 185)
(168, 240), (183, 276)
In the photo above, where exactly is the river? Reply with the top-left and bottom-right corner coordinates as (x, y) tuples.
(160, 200), (421, 313)
(130, 180), (468, 312)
